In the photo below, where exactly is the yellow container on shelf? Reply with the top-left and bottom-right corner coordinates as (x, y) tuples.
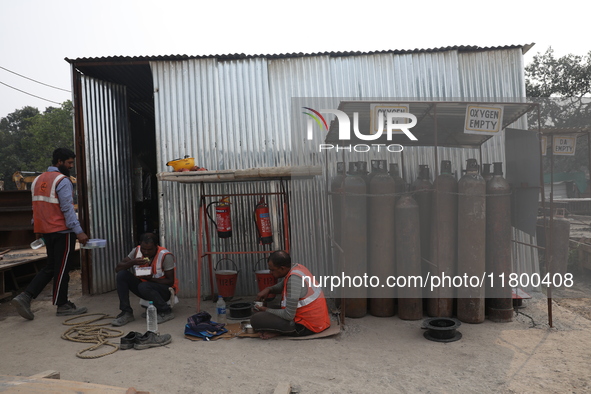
(166, 157), (195, 171)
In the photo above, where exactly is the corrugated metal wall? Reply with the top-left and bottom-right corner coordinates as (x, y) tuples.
(151, 47), (538, 298)
(80, 76), (134, 294)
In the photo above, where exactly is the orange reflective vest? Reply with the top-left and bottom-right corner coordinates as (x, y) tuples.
(281, 264), (330, 333)
(134, 245), (179, 294)
(31, 171), (69, 234)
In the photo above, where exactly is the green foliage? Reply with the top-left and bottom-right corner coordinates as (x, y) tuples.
(526, 47), (591, 174)
(0, 101), (74, 190)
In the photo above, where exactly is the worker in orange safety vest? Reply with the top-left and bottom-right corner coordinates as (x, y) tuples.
(12, 148), (89, 320)
(251, 250), (331, 339)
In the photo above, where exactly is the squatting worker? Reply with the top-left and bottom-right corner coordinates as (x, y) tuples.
(111, 233), (179, 327)
(12, 148), (90, 320)
(251, 250), (330, 339)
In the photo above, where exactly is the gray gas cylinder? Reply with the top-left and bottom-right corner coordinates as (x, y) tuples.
(395, 194), (423, 320)
(457, 159), (486, 324)
(486, 162), (513, 322)
(342, 162), (368, 318)
(368, 160), (396, 317)
(428, 160), (458, 317)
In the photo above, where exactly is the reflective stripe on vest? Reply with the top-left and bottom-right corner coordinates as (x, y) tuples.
(134, 246), (179, 293)
(280, 269), (322, 308)
(32, 173), (66, 204)
(280, 264), (330, 333)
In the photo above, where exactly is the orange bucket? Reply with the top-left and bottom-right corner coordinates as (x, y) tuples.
(215, 259), (239, 298)
(254, 258), (277, 298)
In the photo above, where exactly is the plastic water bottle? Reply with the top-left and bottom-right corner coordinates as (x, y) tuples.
(216, 295), (227, 324)
(147, 301), (158, 333)
(30, 238), (45, 250)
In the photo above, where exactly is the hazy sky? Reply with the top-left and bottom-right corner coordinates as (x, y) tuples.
(1, 0), (589, 119)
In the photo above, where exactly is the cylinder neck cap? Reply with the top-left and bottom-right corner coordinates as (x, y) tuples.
(389, 163), (400, 176)
(466, 159), (479, 173)
(493, 162), (503, 176)
(419, 165), (430, 180)
(441, 160), (452, 175)
(371, 160), (387, 173)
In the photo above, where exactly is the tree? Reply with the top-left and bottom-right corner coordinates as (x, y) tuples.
(526, 47), (591, 174)
(0, 101), (74, 190)
(22, 101), (75, 171)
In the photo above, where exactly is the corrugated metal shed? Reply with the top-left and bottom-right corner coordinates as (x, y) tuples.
(69, 44), (539, 298)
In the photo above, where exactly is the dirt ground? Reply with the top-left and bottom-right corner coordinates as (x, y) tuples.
(1, 266), (591, 394)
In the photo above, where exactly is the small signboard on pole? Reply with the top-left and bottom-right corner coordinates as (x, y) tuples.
(552, 135), (576, 156)
(464, 105), (504, 135)
(370, 104), (409, 135)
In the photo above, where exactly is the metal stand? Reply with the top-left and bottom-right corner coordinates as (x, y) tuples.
(195, 179), (290, 311)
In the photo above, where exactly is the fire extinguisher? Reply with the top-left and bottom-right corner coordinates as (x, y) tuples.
(207, 197), (232, 238)
(254, 197), (273, 245)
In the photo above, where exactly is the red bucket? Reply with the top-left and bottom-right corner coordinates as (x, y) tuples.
(254, 258), (277, 299)
(215, 259), (239, 298)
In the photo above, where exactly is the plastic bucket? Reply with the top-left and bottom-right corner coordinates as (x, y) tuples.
(215, 259), (239, 298)
(254, 258), (277, 298)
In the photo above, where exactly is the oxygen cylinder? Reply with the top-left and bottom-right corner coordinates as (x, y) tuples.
(331, 162), (346, 273)
(368, 160), (381, 183)
(486, 162), (513, 322)
(342, 162), (368, 318)
(395, 194), (423, 320)
(368, 160), (396, 317)
(357, 161), (370, 189)
(457, 159), (486, 324)
(389, 163), (406, 198)
(410, 165), (433, 286)
(427, 160), (457, 317)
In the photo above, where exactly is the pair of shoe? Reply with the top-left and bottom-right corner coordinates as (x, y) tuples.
(12, 293), (86, 320)
(120, 331), (172, 350)
(112, 312), (135, 327)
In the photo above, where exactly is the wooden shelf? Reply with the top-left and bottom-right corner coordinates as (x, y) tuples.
(157, 165), (321, 184)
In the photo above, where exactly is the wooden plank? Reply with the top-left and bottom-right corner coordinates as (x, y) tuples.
(28, 371), (60, 380)
(0, 375), (148, 393)
(157, 165), (321, 184)
(273, 382), (292, 394)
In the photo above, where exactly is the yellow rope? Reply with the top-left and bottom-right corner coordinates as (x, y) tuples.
(61, 313), (124, 359)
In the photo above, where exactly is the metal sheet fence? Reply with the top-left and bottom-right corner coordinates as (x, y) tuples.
(151, 47), (538, 298)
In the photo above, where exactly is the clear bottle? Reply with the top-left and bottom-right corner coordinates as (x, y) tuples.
(147, 301), (158, 333)
(216, 295), (227, 324)
(30, 238), (45, 250)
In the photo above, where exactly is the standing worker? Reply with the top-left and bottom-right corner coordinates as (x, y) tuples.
(12, 148), (89, 320)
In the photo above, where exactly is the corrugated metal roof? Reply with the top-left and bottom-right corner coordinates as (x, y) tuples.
(65, 44), (534, 64)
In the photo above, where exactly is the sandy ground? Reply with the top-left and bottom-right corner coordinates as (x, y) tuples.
(1, 269), (591, 394)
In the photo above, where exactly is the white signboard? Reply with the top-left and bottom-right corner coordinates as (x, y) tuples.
(370, 104), (409, 135)
(464, 105), (504, 135)
(553, 135), (576, 156)
(541, 136), (547, 156)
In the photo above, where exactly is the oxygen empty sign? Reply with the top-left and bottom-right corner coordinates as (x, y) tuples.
(464, 104), (504, 135)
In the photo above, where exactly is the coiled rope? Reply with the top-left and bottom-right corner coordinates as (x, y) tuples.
(61, 313), (124, 359)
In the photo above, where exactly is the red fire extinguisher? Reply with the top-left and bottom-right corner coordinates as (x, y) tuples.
(207, 197), (232, 238)
(254, 197), (273, 245)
